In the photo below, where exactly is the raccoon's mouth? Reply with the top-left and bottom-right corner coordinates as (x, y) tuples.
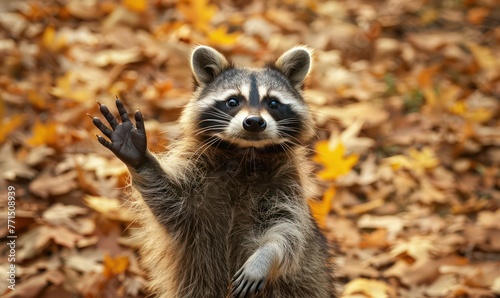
(214, 132), (288, 148)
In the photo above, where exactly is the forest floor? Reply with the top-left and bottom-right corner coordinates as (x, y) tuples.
(0, 0), (499, 297)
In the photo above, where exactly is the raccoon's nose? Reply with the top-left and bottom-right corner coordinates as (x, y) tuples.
(243, 116), (267, 132)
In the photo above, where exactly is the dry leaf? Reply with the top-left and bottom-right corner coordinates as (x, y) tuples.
(308, 186), (335, 229)
(29, 170), (78, 199)
(313, 141), (359, 181)
(103, 255), (129, 278)
(42, 203), (88, 232)
(343, 278), (396, 298)
(84, 195), (135, 222)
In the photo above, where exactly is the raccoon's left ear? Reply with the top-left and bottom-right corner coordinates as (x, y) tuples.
(274, 46), (313, 89)
(191, 46), (230, 86)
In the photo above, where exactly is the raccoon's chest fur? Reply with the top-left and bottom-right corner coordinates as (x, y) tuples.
(189, 153), (297, 267)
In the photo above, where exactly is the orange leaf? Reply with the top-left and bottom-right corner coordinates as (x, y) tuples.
(177, 0), (217, 31)
(103, 255), (129, 278)
(0, 114), (26, 144)
(313, 141), (359, 181)
(207, 25), (240, 46)
(26, 120), (58, 147)
(122, 0), (147, 12)
(27, 90), (46, 109)
(309, 186), (336, 229)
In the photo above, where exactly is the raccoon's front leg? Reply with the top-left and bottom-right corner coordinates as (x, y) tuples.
(231, 219), (306, 297)
(91, 98), (180, 222)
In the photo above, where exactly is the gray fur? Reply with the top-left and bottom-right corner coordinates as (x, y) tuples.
(129, 46), (336, 298)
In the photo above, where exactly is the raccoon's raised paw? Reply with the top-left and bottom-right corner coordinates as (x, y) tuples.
(230, 258), (270, 298)
(90, 97), (147, 170)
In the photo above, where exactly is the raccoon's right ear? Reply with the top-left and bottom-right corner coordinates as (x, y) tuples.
(191, 46), (230, 86)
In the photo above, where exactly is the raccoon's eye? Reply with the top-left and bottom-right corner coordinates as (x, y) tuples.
(268, 99), (280, 109)
(226, 98), (239, 108)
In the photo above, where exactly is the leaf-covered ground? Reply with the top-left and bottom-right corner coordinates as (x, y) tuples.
(1, 0), (499, 297)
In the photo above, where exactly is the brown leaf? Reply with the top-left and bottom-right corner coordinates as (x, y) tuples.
(29, 170), (78, 199)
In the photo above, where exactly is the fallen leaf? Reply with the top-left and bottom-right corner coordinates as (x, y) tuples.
(122, 0), (147, 13)
(358, 215), (403, 241)
(84, 195), (135, 222)
(29, 170), (78, 199)
(313, 141), (359, 181)
(309, 186), (336, 229)
(103, 255), (129, 278)
(177, 0), (217, 31)
(343, 278), (396, 298)
(0, 114), (26, 144)
(42, 203), (88, 232)
(26, 120), (58, 147)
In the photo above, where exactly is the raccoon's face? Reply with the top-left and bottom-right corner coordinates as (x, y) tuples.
(182, 46), (314, 149)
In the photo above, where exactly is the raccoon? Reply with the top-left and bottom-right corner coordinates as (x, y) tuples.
(91, 45), (336, 298)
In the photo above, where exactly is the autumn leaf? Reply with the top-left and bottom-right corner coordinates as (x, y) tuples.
(41, 26), (66, 51)
(385, 147), (439, 174)
(343, 278), (396, 298)
(50, 72), (92, 102)
(177, 0), (217, 31)
(313, 141), (359, 181)
(84, 195), (136, 222)
(122, 0), (147, 13)
(103, 255), (129, 278)
(26, 120), (58, 147)
(207, 25), (240, 46)
(0, 114), (26, 144)
(468, 42), (498, 70)
(308, 186), (336, 229)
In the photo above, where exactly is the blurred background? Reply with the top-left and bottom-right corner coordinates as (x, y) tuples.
(0, 0), (499, 297)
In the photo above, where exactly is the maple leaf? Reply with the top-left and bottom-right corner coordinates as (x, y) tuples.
(177, 0), (217, 31)
(207, 25), (240, 46)
(313, 140), (359, 181)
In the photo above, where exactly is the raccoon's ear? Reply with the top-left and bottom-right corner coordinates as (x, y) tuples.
(274, 46), (313, 89)
(191, 46), (230, 85)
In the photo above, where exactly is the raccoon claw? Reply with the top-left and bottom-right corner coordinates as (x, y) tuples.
(91, 97), (148, 169)
(231, 267), (267, 298)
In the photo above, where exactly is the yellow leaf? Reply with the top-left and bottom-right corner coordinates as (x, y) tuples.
(26, 120), (58, 147)
(309, 186), (336, 229)
(422, 87), (437, 107)
(122, 0), (147, 12)
(41, 26), (66, 51)
(468, 42), (498, 70)
(343, 278), (396, 298)
(27, 90), (46, 109)
(465, 108), (493, 123)
(84, 195), (135, 222)
(103, 254), (129, 278)
(207, 25), (239, 46)
(408, 147), (439, 169)
(0, 114), (26, 144)
(313, 141), (359, 181)
(51, 72), (91, 102)
(385, 147), (439, 175)
(177, 0), (217, 31)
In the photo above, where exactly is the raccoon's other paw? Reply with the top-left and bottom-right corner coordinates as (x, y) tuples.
(230, 257), (271, 298)
(90, 97), (147, 170)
